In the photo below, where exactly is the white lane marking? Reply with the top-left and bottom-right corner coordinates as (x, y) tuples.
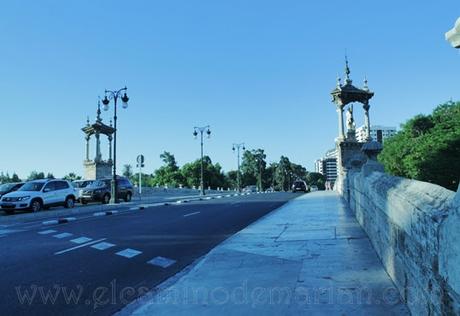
(63, 217), (77, 222)
(116, 248), (142, 258)
(184, 211), (200, 218)
(129, 207), (139, 211)
(216, 196), (223, 199)
(226, 195), (232, 197)
(53, 232), (73, 239)
(204, 197), (213, 200)
(148, 256), (177, 268)
(94, 212), (106, 216)
(38, 229), (57, 235)
(55, 238), (107, 255)
(91, 242), (115, 250)
(43, 220), (58, 225)
(71, 237), (93, 244)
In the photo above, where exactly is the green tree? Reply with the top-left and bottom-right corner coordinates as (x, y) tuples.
(379, 101), (460, 191)
(63, 173), (82, 181)
(275, 156), (292, 191)
(306, 172), (326, 190)
(151, 151), (184, 187)
(27, 171), (45, 181)
(241, 149), (267, 190)
(181, 156), (227, 189)
(0, 172), (11, 183)
(11, 173), (21, 182)
(122, 164), (134, 178)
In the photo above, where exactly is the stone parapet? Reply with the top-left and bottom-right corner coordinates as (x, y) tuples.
(345, 171), (459, 315)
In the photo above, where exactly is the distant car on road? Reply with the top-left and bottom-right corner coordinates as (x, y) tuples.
(310, 185), (318, 192)
(243, 185), (258, 193)
(0, 182), (25, 199)
(0, 179), (76, 213)
(72, 180), (95, 202)
(291, 180), (309, 193)
(80, 177), (133, 204)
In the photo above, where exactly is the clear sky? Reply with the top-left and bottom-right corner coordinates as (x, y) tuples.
(1, 0), (459, 179)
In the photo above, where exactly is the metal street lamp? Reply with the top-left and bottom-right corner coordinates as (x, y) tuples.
(102, 86), (129, 204)
(232, 143), (245, 192)
(193, 125), (211, 195)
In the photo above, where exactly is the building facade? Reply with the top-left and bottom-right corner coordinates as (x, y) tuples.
(356, 125), (397, 143)
(314, 148), (338, 185)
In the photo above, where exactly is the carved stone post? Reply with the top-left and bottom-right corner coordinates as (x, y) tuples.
(337, 104), (345, 140)
(95, 132), (101, 162)
(85, 135), (90, 161)
(363, 102), (371, 141)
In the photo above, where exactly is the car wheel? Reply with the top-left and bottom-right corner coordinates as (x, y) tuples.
(102, 194), (110, 204)
(124, 192), (132, 202)
(64, 197), (75, 209)
(31, 200), (42, 212)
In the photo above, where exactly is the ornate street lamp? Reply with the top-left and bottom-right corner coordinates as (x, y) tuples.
(102, 87), (129, 204)
(232, 143), (245, 192)
(193, 126), (211, 195)
(446, 17), (460, 48)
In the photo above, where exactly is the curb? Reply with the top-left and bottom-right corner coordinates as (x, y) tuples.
(42, 217), (77, 225)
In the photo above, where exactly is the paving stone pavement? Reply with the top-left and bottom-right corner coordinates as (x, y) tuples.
(126, 191), (410, 316)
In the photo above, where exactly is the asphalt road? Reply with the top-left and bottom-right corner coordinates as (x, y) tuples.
(0, 192), (298, 315)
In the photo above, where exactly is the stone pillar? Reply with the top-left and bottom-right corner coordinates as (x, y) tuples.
(337, 104), (345, 140)
(95, 132), (101, 162)
(108, 135), (113, 162)
(363, 102), (371, 141)
(85, 135), (90, 161)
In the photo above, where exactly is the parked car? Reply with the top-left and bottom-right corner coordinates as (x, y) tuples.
(80, 177), (133, 204)
(292, 180), (309, 193)
(0, 182), (25, 199)
(72, 180), (95, 202)
(0, 179), (76, 213)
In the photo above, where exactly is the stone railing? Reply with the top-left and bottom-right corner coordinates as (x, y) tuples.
(342, 161), (460, 315)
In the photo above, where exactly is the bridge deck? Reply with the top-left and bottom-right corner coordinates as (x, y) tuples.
(129, 191), (410, 315)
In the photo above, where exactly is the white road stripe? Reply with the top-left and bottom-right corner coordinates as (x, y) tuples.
(116, 248), (142, 258)
(38, 229), (57, 235)
(55, 238), (107, 255)
(43, 220), (58, 225)
(184, 211), (200, 217)
(91, 242), (115, 250)
(53, 232), (73, 239)
(71, 237), (93, 244)
(147, 256), (177, 268)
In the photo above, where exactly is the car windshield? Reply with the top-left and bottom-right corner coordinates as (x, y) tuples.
(19, 182), (45, 192)
(87, 180), (107, 188)
(0, 183), (15, 192)
(73, 181), (93, 188)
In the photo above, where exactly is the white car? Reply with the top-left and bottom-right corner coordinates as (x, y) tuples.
(0, 179), (77, 213)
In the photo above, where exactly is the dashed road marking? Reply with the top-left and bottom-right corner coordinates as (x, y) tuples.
(38, 229), (57, 235)
(53, 232), (73, 239)
(71, 237), (93, 244)
(116, 248), (142, 259)
(184, 211), (200, 217)
(148, 256), (177, 268)
(91, 242), (116, 250)
(55, 238), (106, 255)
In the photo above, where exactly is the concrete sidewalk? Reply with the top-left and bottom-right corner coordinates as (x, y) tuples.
(125, 191), (409, 316)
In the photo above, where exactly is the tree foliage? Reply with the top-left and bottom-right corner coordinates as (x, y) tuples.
(151, 151), (184, 187)
(378, 101), (460, 191)
(27, 171), (45, 181)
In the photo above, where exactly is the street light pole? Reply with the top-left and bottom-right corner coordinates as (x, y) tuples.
(232, 143), (245, 192)
(102, 87), (129, 204)
(193, 126), (211, 196)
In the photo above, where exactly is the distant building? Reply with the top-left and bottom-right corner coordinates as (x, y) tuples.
(356, 125), (397, 143)
(314, 148), (338, 185)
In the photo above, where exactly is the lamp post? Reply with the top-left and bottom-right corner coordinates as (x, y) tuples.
(102, 87), (129, 204)
(232, 143), (245, 192)
(193, 126), (211, 195)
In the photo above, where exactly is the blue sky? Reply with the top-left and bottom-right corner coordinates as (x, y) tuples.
(1, 0), (459, 179)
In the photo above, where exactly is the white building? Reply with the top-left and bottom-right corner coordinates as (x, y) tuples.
(355, 125), (397, 143)
(314, 148), (338, 184)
